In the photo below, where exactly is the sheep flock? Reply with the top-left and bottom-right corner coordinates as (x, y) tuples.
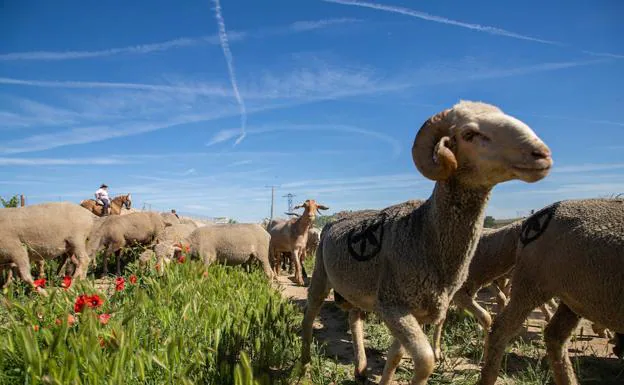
(1, 101), (622, 385)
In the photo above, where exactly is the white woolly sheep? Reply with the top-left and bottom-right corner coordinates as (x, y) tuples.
(185, 223), (274, 279)
(87, 211), (170, 276)
(301, 100), (553, 385)
(479, 198), (624, 385)
(0, 202), (97, 287)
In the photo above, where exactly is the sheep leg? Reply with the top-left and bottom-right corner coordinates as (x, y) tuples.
(301, 247), (331, 369)
(292, 248), (305, 286)
(489, 281), (509, 313)
(115, 249), (122, 276)
(71, 240), (90, 280)
(454, 290), (493, 356)
(12, 251), (36, 288)
(348, 309), (368, 382)
(432, 317), (445, 361)
(479, 282), (548, 385)
(379, 338), (407, 384)
(378, 307), (434, 385)
(273, 250), (281, 276)
(544, 302), (581, 385)
(36, 260), (45, 279)
(1, 265), (15, 289)
(252, 251), (275, 281)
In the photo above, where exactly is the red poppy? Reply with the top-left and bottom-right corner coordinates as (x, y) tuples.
(67, 314), (76, 325)
(155, 264), (161, 272)
(129, 275), (137, 284)
(99, 336), (106, 347)
(87, 295), (104, 308)
(55, 318), (62, 326)
(33, 325), (40, 332)
(62, 276), (72, 289)
(33, 278), (46, 289)
(99, 313), (111, 325)
(202, 271), (209, 278)
(177, 255), (186, 264)
(115, 277), (125, 291)
(74, 294), (88, 313)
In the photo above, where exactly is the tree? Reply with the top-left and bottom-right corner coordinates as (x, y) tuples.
(1, 195), (19, 208)
(484, 215), (496, 228)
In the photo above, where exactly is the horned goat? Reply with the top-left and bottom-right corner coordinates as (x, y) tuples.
(301, 100), (553, 385)
(268, 200), (329, 286)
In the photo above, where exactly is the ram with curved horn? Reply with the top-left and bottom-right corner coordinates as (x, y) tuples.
(301, 100), (552, 385)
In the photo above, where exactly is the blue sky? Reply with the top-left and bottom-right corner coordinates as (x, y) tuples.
(1, 0), (623, 222)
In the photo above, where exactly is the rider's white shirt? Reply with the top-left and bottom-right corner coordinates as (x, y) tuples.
(95, 188), (110, 201)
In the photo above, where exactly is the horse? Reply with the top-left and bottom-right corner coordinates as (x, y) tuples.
(80, 194), (132, 217)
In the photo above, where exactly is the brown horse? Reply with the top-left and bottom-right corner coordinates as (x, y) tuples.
(80, 194), (132, 217)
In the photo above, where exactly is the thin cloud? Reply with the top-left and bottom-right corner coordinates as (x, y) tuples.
(289, 17), (360, 32)
(180, 168), (197, 176)
(0, 77), (231, 96)
(213, 0), (247, 145)
(206, 124), (402, 157)
(0, 157), (129, 166)
(582, 51), (624, 60)
(0, 36), (228, 61)
(553, 163), (624, 173)
(323, 0), (561, 45)
(0, 18), (357, 62)
(0, 58), (609, 154)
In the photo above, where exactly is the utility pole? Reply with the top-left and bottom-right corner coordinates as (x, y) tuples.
(265, 185), (279, 220)
(282, 193), (296, 213)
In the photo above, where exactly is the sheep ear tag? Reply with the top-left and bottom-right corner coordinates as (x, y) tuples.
(347, 214), (386, 262)
(520, 202), (559, 247)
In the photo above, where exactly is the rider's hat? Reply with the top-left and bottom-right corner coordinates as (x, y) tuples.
(100, 184), (108, 188)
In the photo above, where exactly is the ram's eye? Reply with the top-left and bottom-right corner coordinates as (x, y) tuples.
(462, 130), (479, 142)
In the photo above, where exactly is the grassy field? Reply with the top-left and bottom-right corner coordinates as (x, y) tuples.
(1, 248), (622, 385)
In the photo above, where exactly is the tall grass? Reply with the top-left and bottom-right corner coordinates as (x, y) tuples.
(0, 260), (301, 385)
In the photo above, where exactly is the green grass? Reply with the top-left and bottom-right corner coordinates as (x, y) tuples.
(0, 257), (302, 385)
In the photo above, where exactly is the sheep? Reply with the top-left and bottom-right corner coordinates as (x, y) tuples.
(87, 211), (170, 276)
(431, 221), (559, 360)
(268, 200), (329, 286)
(139, 222), (199, 268)
(479, 198), (624, 385)
(301, 100), (553, 385)
(184, 223), (274, 279)
(0, 202), (96, 287)
(160, 212), (181, 226)
(179, 218), (200, 228)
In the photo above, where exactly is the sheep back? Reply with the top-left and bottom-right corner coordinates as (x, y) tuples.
(0, 202), (96, 263)
(516, 198), (624, 331)
(87, 211), (167, 256)
(188, 223), (270, 266)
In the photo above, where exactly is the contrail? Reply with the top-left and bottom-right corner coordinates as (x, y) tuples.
(212, 0), (247, 145)
(323, 0), (562, 46)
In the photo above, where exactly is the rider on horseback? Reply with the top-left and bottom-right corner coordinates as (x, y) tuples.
(95, 184), (111, 215)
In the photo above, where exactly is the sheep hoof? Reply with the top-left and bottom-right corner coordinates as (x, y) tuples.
(354, 371), (368, 384)
(434, 348), (443, 362)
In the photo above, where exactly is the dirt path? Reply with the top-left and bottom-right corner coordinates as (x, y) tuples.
(276, 275), (621, 384)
